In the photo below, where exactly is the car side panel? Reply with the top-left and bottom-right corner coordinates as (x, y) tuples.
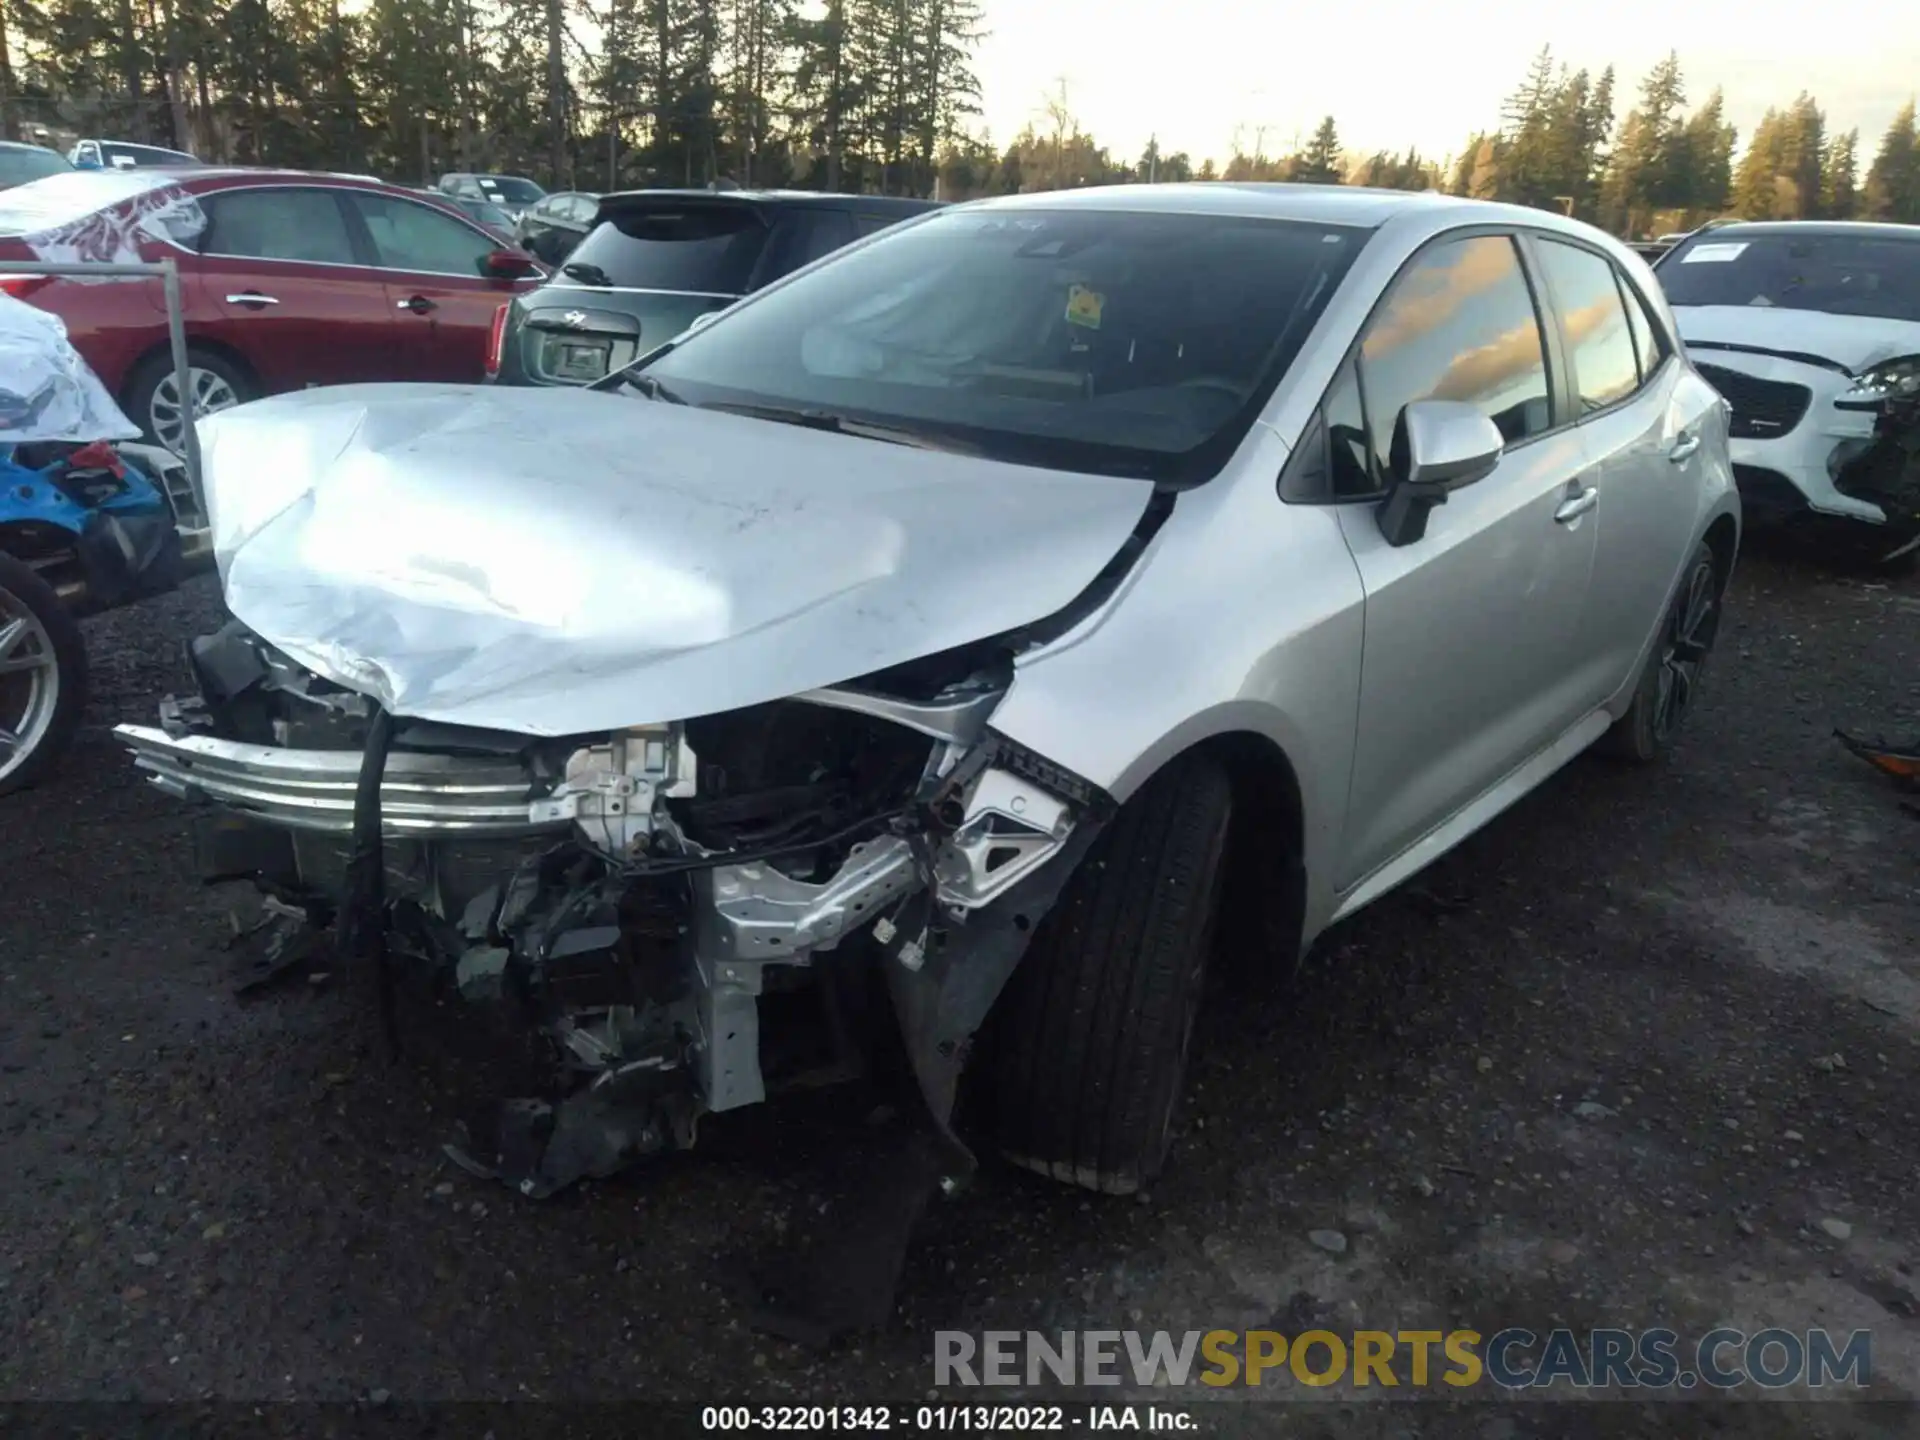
(0, 218), (172, 395)
(1333, 426), (1598, 893)
(341, 191), (538, 381)
(987, 424), (1367, 946)
(1572, 360), (1721, 698)
(189, 184), (404, 392)
(22, 276), (168, 396)
(189, 255), (401, 392)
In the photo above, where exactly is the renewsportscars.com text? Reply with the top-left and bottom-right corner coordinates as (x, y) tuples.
(934, 1328), (1872, 1391)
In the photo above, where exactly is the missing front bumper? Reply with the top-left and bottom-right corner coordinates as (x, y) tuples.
(116, 724), (571, 837)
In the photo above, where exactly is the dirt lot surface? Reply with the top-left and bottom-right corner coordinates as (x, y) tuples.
(2, 552), (1918, 1437)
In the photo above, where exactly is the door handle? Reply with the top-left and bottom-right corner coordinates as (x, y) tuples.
(224, 292), (278, 307)
(396, 295), (437, 315)
(1554, 485), (1599, 524)
(1668, 431), (1701, 464)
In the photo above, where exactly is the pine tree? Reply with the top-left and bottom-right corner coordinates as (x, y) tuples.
(1289, 114), (1342, 185)
(1680, 88), (1735, 214)
(1821, 128), (1859, 218)
(1732, 108), (1789, 218)
(1779, 93), (1826, 218)
(1498, 44), (1559, 205)
(1863, 101), (1919, 221)
(1601, 51), (1688, 232)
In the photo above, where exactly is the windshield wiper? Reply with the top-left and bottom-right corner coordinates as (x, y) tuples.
(704, 403), (972, 452)
(593, 368), (687, 402)
(561, 261), (614, 287)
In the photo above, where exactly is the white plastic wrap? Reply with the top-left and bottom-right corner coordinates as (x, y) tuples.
(197, 381), (1152, 736)
(0, 170), (206, 280)
(0, 292), (138, 443)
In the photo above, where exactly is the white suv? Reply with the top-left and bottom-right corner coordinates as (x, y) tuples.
(1656, 220), (1920, 563)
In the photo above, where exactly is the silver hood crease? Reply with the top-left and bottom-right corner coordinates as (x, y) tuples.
(200, 383), (1156, 734)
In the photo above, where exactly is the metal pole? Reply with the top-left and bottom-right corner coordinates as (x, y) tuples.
(159, 258), (207, 529)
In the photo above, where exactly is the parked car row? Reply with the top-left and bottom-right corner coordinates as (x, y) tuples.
(0, 158), (1911, 565)
(0, 167), (544, 451)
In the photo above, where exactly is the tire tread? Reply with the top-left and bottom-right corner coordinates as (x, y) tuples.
(990, 754), (1232, 1193)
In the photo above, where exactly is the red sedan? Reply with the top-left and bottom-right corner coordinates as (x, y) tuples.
(0, 167), (543, 452)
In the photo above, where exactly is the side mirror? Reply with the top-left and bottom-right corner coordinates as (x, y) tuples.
(1376, 399), (1504, 548)
(481, 248), (539, 280)
(679, 309), (724, 339)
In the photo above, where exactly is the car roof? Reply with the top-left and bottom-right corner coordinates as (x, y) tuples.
(954, 182), (1660, 254)
(597, 187), (937, 213)
(0, 140), (60, 154)
(965, 181), (1469, 226)
(1676, 219), (1920, 242)
(138, 167), (430, 194)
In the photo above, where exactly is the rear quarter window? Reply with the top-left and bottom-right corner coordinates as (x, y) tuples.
(562, 203), (768, 292)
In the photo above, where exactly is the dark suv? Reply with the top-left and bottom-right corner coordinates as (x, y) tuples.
(486, 189), (938, 388)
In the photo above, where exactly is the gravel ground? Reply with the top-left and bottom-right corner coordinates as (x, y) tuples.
(2, 551), (1918, 1436)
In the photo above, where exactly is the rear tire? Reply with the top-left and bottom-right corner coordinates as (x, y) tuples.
(986, 753), (1233, 1195)
(123, 347), (254, 456)
(0, 550), (87, 797)
(1601, 539), (1722, 763)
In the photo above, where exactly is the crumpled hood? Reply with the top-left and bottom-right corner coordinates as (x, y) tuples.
(201, 383), (1153, 736)
(1674, 305), (1920, 374)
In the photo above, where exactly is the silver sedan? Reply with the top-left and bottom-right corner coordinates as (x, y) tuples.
(117, 182), (1738, 1211)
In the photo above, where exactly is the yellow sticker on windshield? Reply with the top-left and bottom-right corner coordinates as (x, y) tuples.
(1065, 284), (1105, 329)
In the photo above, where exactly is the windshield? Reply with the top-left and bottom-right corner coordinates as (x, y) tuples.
(0, 148), (71, 188)
(1658, 230), (1920, 323)
(637, 206), (1369, 483)
(479, 177), (544, 205)
(563, 202), (769, 292)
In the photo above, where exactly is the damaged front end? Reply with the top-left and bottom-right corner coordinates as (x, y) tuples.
(1832, 372), (1920, 563)
(115, 622), (1111, 1200)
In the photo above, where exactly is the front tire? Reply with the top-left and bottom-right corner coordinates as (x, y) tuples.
(986, 753), (1233, 1195)
(0, 550), (87, 796)
(1602, 540), (1723, 763)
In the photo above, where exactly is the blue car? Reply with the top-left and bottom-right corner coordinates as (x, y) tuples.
(0, 438), (183, 794)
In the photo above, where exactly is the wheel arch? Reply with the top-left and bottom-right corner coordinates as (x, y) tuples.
(1138, 728), (1310, 982)
(1702, 510), (1739, 585)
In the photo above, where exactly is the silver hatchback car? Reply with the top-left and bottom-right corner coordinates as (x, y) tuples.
(117, 184), (1737, 1212)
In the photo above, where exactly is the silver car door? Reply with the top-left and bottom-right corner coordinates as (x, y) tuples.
(1538, 237), (1719, 693)
(1334, 232), (1599, 894)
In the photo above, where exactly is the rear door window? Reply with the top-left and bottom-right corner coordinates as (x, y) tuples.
(200, 186), (357, 264)
(1619, 277), (1668, 381)
(562, 203), (769, 292)
(1534, 237), (1641, 413)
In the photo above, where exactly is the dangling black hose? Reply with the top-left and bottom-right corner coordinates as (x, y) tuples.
(340, 704), (399, 1059)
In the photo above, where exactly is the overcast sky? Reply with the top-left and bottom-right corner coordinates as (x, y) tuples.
(971, 3), (1917, 168)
